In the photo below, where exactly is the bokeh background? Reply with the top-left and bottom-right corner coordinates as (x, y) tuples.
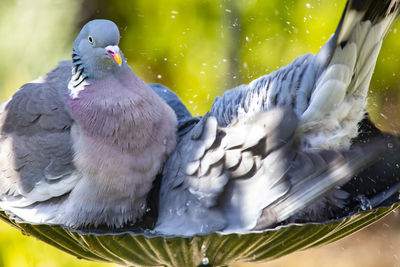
(0, 0), (400, 266)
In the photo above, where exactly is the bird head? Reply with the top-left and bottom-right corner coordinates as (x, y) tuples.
(72, 19), (125, 80)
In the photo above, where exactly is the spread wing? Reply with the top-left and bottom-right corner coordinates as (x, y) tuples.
(156, 107), (394, 236)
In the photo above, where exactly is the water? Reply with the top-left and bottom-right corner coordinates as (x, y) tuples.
(202, 257), (210, 265)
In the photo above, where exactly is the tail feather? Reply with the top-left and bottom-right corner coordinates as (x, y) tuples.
(327, 0), (400, 97)
(339, 0), (400, 41)
(300, 0), (400, 149)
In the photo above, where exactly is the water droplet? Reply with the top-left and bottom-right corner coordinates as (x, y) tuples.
(388, 142), (394, 149)
(157, 74), (162, 79)
(356, 195), (372, 211)
(202, 257), (209, 265)
(306, 3), (311, 8)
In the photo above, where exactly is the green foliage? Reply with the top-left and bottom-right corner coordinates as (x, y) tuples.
(0, 221), (114, 267)
(0, 0), (399, 266)
(0, 0), (80, 100)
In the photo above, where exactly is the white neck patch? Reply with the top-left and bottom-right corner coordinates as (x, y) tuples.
(68, 66), (90, 99)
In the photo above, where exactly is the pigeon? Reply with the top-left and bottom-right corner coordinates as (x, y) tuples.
(1, 1), (399, 236)
(155, 0), (400, 235)
(0, 20), (177, 229)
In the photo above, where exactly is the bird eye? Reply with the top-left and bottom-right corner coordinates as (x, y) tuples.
(88, 36), (94, 44)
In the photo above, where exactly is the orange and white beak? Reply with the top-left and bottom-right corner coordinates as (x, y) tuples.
(105, 45), (122, 66)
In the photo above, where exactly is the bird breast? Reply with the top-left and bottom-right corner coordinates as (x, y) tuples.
(66, 74), (177, 199)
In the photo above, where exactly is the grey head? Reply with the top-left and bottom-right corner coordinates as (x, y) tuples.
(71, 19), (125, 84)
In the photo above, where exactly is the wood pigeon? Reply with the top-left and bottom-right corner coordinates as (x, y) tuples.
(0, 0), (400, 235)
(0, 20), (178, 228)
(155, 0), (400, 235)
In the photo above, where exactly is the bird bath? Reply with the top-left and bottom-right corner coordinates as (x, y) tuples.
(0, 203), (398, 266)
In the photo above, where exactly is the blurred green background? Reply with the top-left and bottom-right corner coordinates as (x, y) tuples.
(0, 0), (400, 266)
